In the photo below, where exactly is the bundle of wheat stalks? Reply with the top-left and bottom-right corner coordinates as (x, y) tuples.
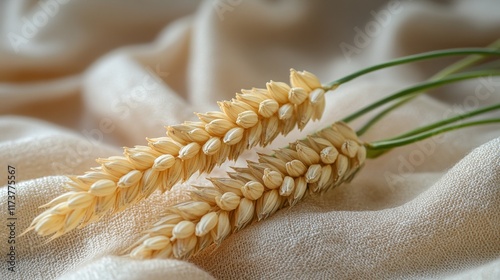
(28, 69), (344, 250)
(27, 46), (500, 260)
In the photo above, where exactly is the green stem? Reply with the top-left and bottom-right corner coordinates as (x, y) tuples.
(324, 48), (500, 90)
(431, 40), (500, 81)
(385, 103), (500, 141)
(431, 41), (500, 79)
(342, 70), (500, 123)
(365, 118), (500, 157)
(354, 41), (500, 136)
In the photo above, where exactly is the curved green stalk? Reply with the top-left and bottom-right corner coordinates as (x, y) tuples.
(367, 118), (500, 150)
(365, 119), (500, 158)
(324, 48), (500, 90)
(431, 39), (500, 79)
(355, 40), (500, 136)
(341, 70), (500, 123)
(384, 103), (500, 141)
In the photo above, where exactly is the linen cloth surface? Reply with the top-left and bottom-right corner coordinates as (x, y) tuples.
(0, 0), (499, 279)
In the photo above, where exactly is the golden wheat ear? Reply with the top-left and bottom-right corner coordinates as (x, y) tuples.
(128, 121), (366, 259)
(27, 69), (328, 238)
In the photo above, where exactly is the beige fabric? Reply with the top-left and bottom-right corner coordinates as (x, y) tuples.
(1, 0), (499, 279)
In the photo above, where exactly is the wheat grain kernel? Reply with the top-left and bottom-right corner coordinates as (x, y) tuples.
(233, 198), (254, 231)
(279, 176), (295, 196)
(76, 172), (116, 185)
(309, 88), (325, 104)
(336, 154), (349, 177)
(258, 99), (279, 118)
(178, 142), (201, 160)
(205, 119), (234, 136)
(257, 189), (280, 220)
(152, 154), (176, 171)
(266, 81), (290, 104)
(288, 87), (308, 105)
(64, 208), (85, 232)
(285, 159), (307, 177)
(147, 137), (181, 155)
(341, 140), (360, 158)
(320, 146), (339, 164)
(67, 193), (94, 209)
(278, 103), (294, 120)
(144, 236), (171, 250)
(290, 68), (322, 91)
(215, 192), (241, 211)
(126, 149), (157, 169)
(202, 137), (222, 155)
(223, 127), (244, 145)
(305, 164), (322, 183)
(317, 165), (333, 191)
(195, 212), (218, 236)
(236, 110), (259, 128)
(292, 177), (307, 205)
(214, 211), (231, 244)
(172, 221), (196, 240)
(188, 128), (211, 143)
(263, 168), (283, 189)
(97, 156), (134, 177)
(296, 144), (320, 165)
(241, 181), (265, 200)
(89, 179), (116, 196)
(117, 170), (142, 188)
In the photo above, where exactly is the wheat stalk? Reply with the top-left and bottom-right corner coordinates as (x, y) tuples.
(27, 69), (327, 239)
(128, 121), (366, 259)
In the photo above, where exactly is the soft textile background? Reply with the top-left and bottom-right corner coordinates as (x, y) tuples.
(1, 0), (499, 279)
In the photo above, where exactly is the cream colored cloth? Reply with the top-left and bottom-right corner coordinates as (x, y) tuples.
(1, 0), (499, 279)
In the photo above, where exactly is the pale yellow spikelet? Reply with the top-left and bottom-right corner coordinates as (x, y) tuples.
(241, 181), (264, 201)
(215, 192), (241, 211)
(195, 212), (218, 236)
(172, 221), (196, 240)
(67, 193), (94, 209)
(128, 121), (366, 260)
